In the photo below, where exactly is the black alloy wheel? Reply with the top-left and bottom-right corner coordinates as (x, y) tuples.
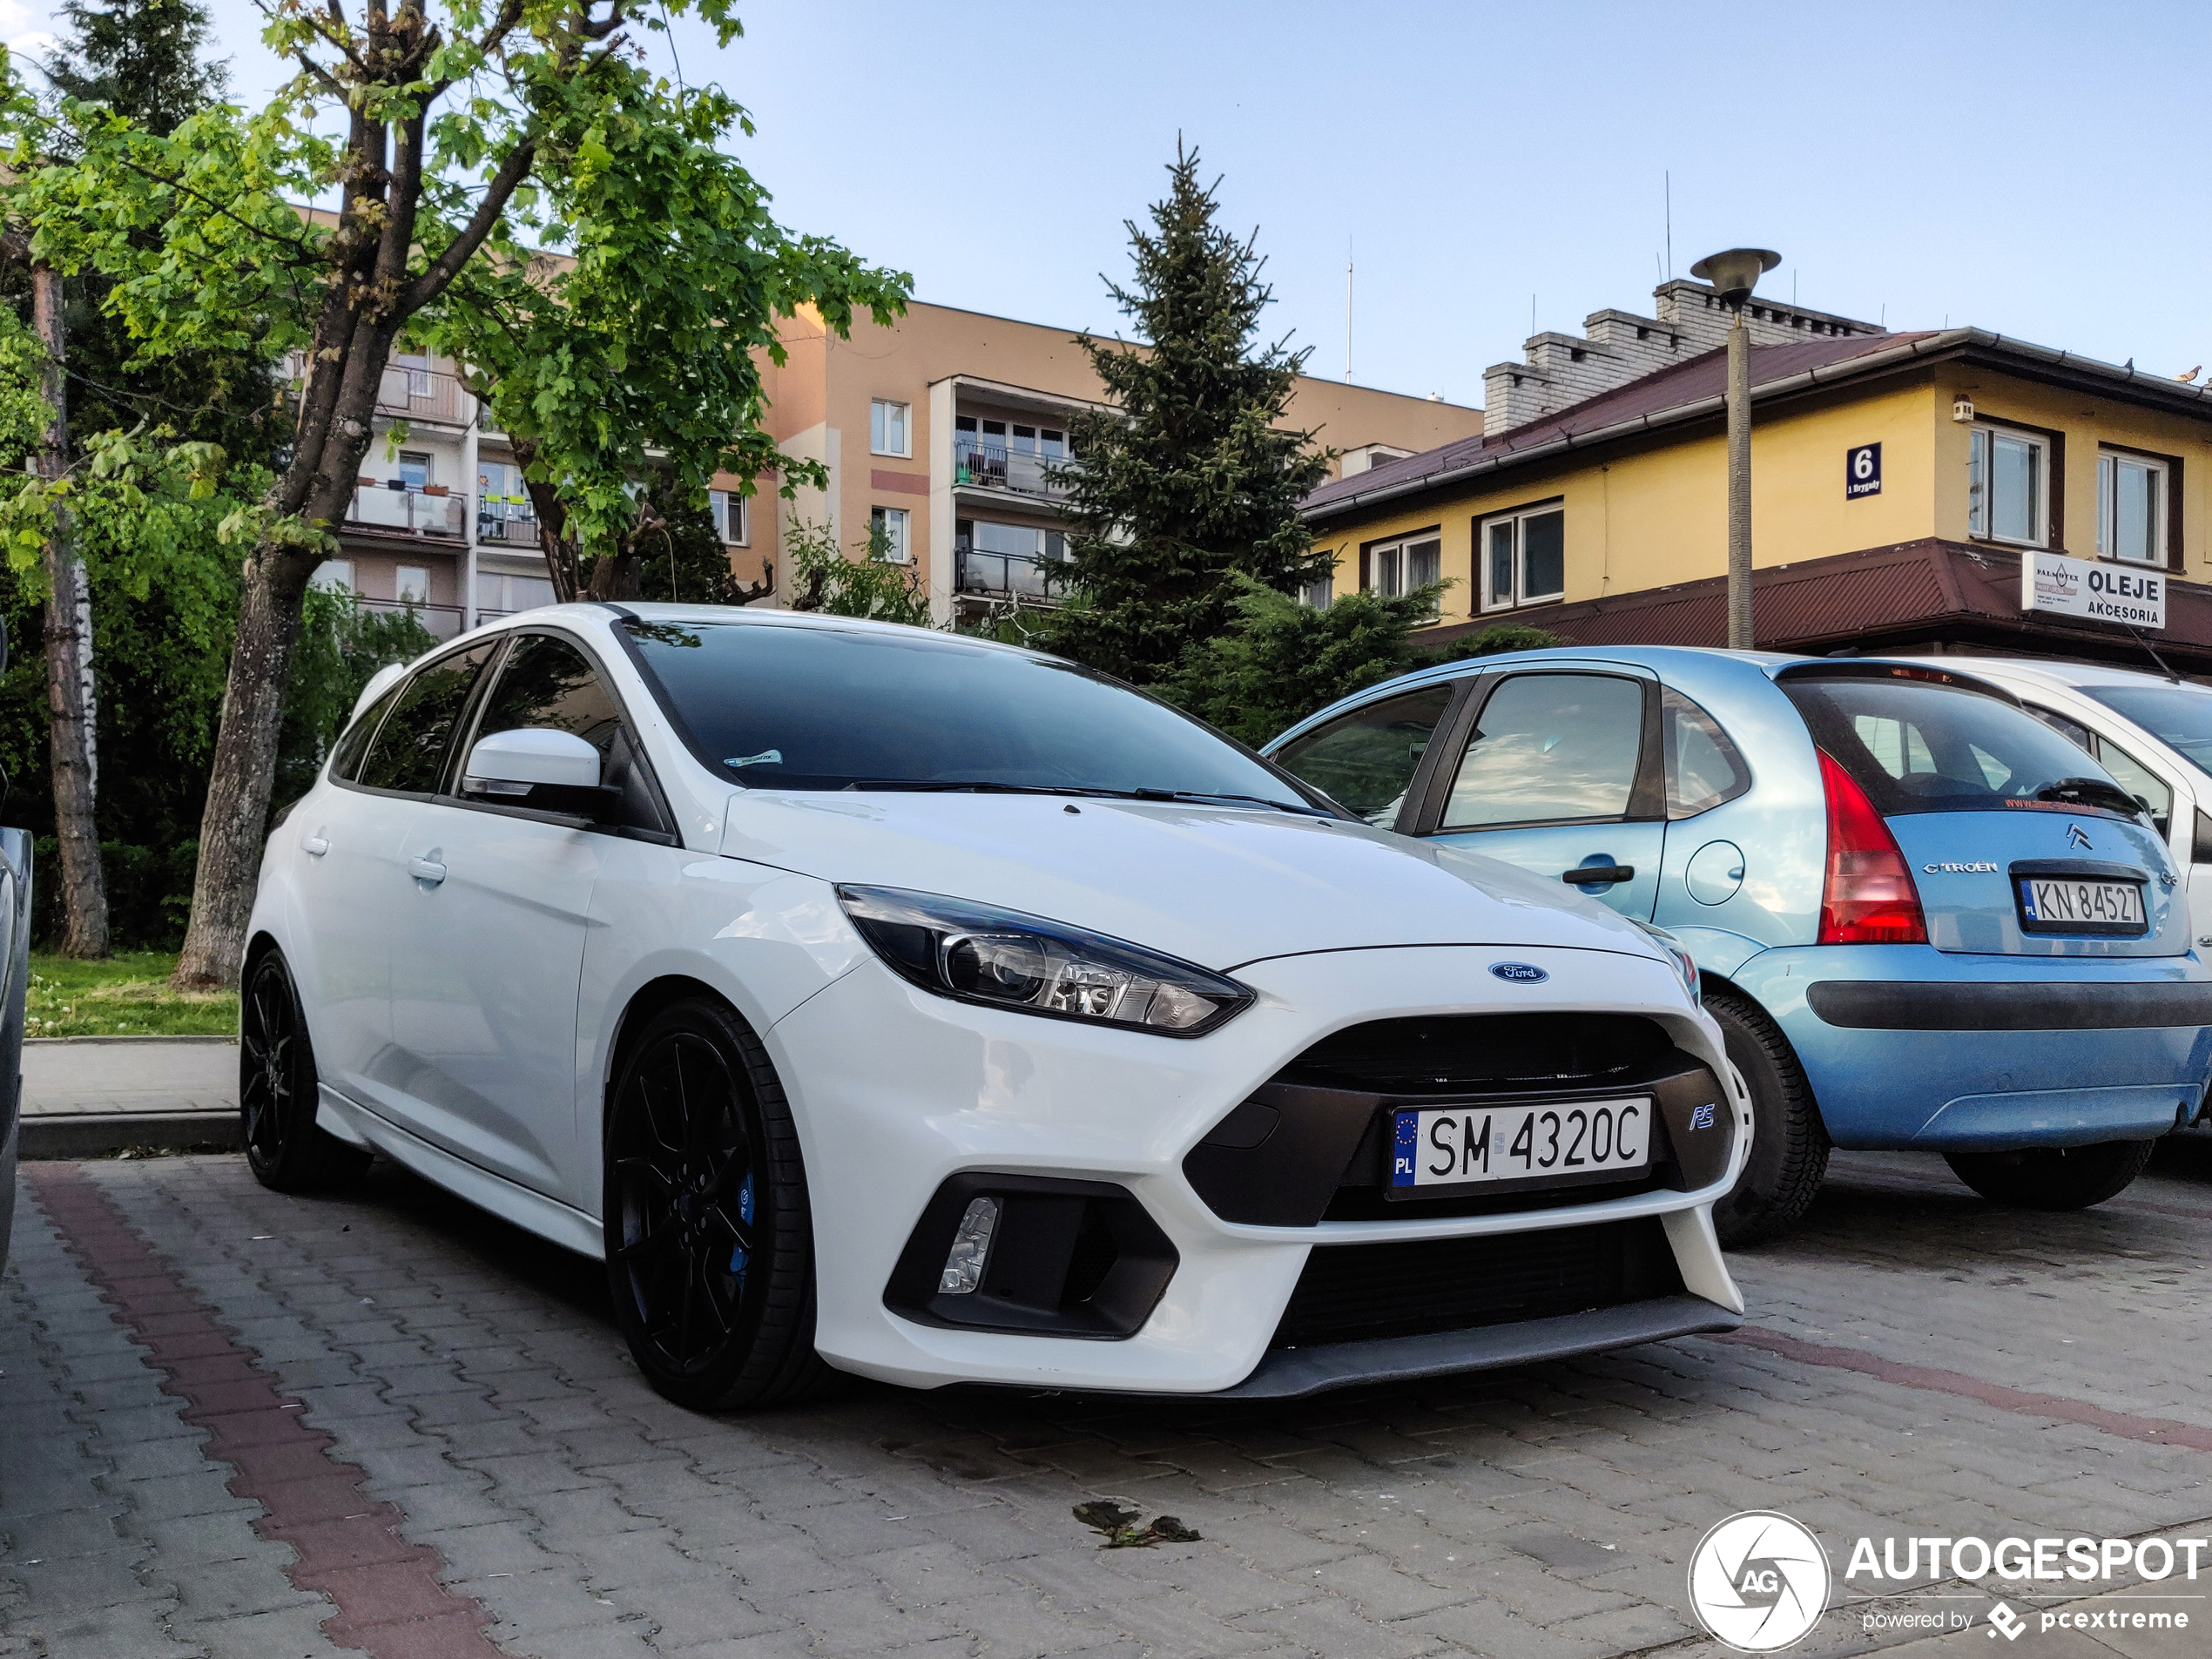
(240, 949), (372, 1192)
(1944, 1139), (2157, 1211)
(604, 998), (826, 1411)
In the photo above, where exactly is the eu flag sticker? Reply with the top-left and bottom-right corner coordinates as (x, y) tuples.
(1392, 1112), (1419, 1186)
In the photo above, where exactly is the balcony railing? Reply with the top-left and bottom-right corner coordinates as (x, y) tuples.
(955, 547), (1067, 604)
(954, 436), (1075, 502)
(375, 365), (472, 424)
(347, 484), (467, 540)
(357, 597), (466, 641)
(475, 509), (542, 548)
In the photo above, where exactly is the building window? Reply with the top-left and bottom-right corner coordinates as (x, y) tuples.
(397, 450), (433, 491)
(1967, 426), (2047, 546)
(871, 399), (911, 458)
(710, 489), (749, 546)
(310, 559), (354, 593)
(2097, 450), (2166, 565)
(871, 505), (911, 563)
(1365, 535), (1441, 608)
(395, 565), (430, 604)
(1480, 503), (1566, 610)
(1301, 574), (1333, 609)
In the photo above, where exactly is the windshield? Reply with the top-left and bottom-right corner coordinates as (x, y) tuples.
(1782, 673), (2134, 817)
(2082, 684), (2212, 779)
(619, 619), (1325, 810)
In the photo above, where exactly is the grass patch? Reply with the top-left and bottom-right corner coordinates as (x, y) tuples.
(27, 951), (239, 1039)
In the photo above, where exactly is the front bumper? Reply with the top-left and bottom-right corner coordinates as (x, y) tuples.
(1734, 945), (2212, 1150)
(766, 942), (1748, 1394)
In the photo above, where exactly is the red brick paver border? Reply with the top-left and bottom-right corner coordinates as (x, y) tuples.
(28, 1163), (509, 1659)
(1715, 1325), (2212, 1453)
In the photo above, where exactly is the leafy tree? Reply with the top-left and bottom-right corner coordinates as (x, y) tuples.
(10, 3), (907, 987)
(273, 588), (437, 815)
(1165, 575), (1565, 748)
(783, 515), (931, 626)
(1044, 144), (1333, 687)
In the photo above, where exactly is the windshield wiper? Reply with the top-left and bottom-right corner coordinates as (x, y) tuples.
(2034, 777), (2148, 819)
(1128, 788), (1336, 819)
(828, 779), (1333, 816)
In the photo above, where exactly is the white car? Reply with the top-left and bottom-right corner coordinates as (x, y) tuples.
(1902, 658), (2212, 952)
(244, 604), (1749, 1409)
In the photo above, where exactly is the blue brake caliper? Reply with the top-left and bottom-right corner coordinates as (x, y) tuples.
(729, 1170), (755, 1279)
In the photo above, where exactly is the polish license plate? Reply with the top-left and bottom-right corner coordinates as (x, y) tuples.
(1390, 1098), (1652, 1192)
(2017, 876), (2146, 934)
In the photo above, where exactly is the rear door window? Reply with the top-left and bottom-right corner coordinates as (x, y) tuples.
(1440, 672), (1648, 829)
(353, 645), (496, 794)
(1271, 685), (1453, 826)
(1782, 673), (2132, 817)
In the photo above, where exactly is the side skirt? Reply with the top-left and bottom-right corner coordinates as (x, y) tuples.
(317, 1085), (604, 1258)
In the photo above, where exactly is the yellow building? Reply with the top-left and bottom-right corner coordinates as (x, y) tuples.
(1302, 279), (2212, 671)
(743, 299), (1486, 626)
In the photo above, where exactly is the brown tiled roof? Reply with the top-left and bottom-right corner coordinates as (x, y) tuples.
(1306, 332), (1930, 516)
(1419, 539), (2212, 671)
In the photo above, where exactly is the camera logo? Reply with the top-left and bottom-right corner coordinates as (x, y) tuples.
(1688, 1511), (1832, 1653)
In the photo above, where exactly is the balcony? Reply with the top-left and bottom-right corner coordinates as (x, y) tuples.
(475, 509), (542, 549)
(375, 365), (471, 425)
(357, 597), (466, 640)
(347, 484), (467, 541)
(954, 435), (1076, 503)
(955, 546), (1067, 605)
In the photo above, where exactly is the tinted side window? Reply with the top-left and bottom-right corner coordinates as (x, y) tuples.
(1662, 687), (1750, 819)
(354, 646), (495, 794)
(1273, 686), (1453, 827)
(1442, 673), (1644, 829)
(329, 685), (401, 784)
(469, 633), (667, 833)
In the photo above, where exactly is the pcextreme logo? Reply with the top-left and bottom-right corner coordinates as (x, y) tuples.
(1687, 1511), (1832, 1653)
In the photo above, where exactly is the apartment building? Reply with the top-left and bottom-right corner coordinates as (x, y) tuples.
(1302, 278), (2212, 672)
(307, 353), (560, 640)
(741, 300), (1488, 626)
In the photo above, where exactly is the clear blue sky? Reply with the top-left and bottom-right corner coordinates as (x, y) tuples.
(13, 0), (2209, 406)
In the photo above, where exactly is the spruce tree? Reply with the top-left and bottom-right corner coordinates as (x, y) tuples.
(1046, 145), (1333, 686)
(44, 0), (226, 138)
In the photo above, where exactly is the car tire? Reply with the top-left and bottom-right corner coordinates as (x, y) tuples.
(1943, 1140), (2156, 1211)
(604, 996), (828, 1412)
(240, 949), (374, 1193)
(1706, 988), (1831, 1247)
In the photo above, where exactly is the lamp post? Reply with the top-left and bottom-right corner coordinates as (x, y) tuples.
(1689, 247), (1780, 650)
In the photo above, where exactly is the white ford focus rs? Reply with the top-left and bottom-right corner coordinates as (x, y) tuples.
(244, 604), (1749, 1409)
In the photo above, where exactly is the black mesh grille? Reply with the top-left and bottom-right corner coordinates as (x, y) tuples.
(1271, 1217), (1683, 1348)
(1283, 1013), (1673, 1096)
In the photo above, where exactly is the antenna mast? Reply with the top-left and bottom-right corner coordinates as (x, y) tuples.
(1345, 239), (1353, 382)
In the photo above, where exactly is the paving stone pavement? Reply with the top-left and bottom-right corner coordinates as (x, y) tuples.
(3, 1143), (2211, 1658)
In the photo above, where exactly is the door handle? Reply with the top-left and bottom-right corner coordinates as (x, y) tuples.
(408, 856), (448, 886)
(1562, 864), (1635, 886)
(301, 835), (329, 857)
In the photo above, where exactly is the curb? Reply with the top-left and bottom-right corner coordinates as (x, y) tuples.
(25, 1035), (238, 1046)
(21, 1110), (239, 1160)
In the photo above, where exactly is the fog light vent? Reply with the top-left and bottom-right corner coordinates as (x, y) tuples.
(939, 1197), (1001, 1295)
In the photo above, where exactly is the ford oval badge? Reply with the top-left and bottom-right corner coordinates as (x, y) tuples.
(1490, 962), (1548, 984)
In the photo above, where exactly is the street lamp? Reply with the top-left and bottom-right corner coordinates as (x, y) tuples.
(1689, 246), (1780, 650)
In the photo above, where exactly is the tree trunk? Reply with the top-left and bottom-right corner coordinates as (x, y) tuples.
(32, 265), (108, 960)
(171, 545), (315, 988)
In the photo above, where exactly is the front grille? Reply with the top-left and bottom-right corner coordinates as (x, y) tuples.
(1284, 1013), (1674, 1095)
(1271, 1217), (1682, 1348)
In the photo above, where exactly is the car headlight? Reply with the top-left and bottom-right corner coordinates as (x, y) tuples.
(836, 885), (1254, 1037)
(1631, 920), (1702, 1004)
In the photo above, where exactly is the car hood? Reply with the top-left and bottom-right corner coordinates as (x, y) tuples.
(717, 792), (1666, 973)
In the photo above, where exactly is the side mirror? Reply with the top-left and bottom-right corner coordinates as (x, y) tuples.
(463, 727), (620, 820)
